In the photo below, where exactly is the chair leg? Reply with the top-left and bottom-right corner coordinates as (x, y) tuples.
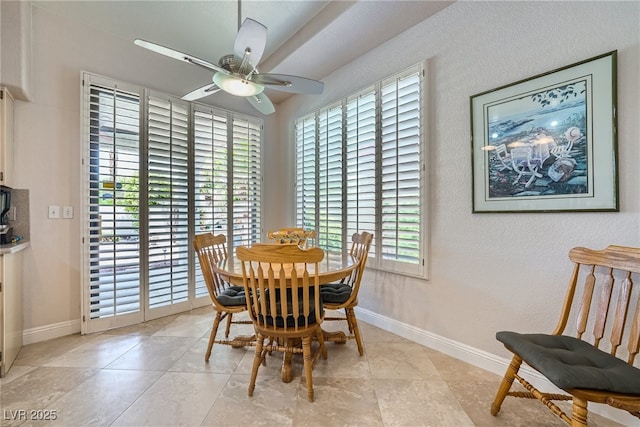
(571, 398), (588, 427)
(345, 308), (354, 333)
(316, 328), (327, 360)
(346, 308), (364, 356)
(224, 313), (233, 338)
(205, 311), (223, 362)
(302, 335), (314, 402)
(248, 334), (264, 397)
(491, 355), (523, 416)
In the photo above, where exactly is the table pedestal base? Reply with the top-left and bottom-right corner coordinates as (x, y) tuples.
(322, 330), (348, 344)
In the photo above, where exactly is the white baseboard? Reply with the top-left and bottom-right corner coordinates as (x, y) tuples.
(355, 307), (637, 426)
(23, 319), (81, 345)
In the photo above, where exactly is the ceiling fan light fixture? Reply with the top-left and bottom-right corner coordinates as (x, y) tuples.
(213, 73), (264, 97)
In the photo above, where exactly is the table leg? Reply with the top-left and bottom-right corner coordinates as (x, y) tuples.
(282, 351), (294, 383)
(322, 329), (348, 344)
(281, 337), (297, 383)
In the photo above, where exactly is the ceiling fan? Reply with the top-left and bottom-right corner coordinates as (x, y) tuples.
(133, 3), (324, 115)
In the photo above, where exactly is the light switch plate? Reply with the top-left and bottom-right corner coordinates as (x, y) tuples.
(48, 205), (60, 219)
(63, 206), (73, 219)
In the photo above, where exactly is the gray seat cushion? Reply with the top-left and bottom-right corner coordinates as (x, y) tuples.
(497, 331), (640, 395)
(320, 283), (352, 304)
(216, 285), (246, 306)
(259, 288), (324, 328)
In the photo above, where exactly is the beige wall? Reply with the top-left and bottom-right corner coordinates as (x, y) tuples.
(275, 0), (640, 357)
(9, 0), (640, 378)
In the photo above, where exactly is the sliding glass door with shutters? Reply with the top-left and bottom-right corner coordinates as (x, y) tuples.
(81, 73), (263, 334)
(193, 106), (229, 300)
(83, 75), (144, 332)
(146, 93), (193, 320)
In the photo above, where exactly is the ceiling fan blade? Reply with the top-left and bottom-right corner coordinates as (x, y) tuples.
(181, 83), (221, 102)
(253, 73), (324, 95)
(134, 39), (229, 75)
(247, 92), (275, 115)
(234, 18), (267, 70)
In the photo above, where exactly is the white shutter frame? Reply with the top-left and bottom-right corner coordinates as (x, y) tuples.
(193, 105), (229, 298)
(81, 73), (145, 333)
(230, 115), (263, 252)
(146, 92), (191, 318)
(296, 114), (317, 231)
(294, 62), (428, 280)
(379, 68), (423, 277)
(82, 73), (266, 334)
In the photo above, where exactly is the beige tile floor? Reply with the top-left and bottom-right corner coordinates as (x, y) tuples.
(0, 306), (623, 427)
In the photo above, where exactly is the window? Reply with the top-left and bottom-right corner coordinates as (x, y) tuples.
(295, 64), (426, 278)
(82, 73), (263, 332)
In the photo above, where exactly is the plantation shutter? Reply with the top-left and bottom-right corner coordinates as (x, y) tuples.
(193, 106), (228, 297)
(380, 69), (422, 275)
(231, 116), (262, 250)
(317, 104), (343, 252)
(295, 115), (317, 231)
(83, 73), (265, 333)
(294, 62), (426, 279)
(84, 75), (143, 331)
(346, 88), (377, 257)
(147, 93), (190, 312)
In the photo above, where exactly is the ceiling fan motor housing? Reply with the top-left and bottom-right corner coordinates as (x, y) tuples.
(218, 54), (237, 72)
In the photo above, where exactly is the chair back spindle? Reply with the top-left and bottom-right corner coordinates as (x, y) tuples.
(237, 243), (327, 401)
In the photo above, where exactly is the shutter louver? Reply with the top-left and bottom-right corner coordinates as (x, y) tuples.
(147, 95), (190, 308)
(87, 82), (141, 320)
(318, 105), (343, 252)
(232, 117), (261, 249)
(346, 89), (377, 256)
(381, 72), (421, 267)
(294, 63), (425, 278)
(296, 115), (316, 231)
(193, 107), (228, 298)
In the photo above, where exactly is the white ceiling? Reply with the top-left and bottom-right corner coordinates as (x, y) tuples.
(33, 0), (453, 106)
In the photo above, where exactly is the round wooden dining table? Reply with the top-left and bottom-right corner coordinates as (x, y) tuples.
(216, 249), (358, 286)
(215, 248), (358, 382)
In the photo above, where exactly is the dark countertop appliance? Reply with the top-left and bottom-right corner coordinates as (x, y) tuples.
(0, 188), (12, 244)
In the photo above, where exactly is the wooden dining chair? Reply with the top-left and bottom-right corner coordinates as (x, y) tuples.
(237, 243), (327, 402)
(320, 231), (373, 355)
(267, 227), (316, 248)
(491, 245), (640, 426)
(193, 233), (253, 362)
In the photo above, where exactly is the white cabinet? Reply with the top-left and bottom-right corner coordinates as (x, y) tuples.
(0, 87), (15, 188)
(0, 250), (23, 377)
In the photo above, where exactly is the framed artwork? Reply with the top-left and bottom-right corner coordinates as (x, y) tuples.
(470, 51), (618, 213)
